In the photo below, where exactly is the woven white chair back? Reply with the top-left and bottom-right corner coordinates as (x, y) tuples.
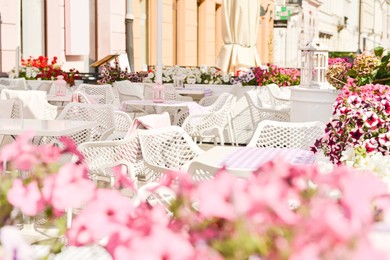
(138, 126), (204, 181)
(57, 103), (115, 143)
(245, 90), (290, 128)
(77, 84), (115, 104)
(247, 120), (325, 150)
(114, 80), (144, 102)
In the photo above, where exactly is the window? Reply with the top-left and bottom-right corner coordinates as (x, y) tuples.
(21, 0), (45, 57)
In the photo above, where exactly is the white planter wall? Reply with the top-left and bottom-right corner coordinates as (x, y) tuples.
(290, 87), (339, 123)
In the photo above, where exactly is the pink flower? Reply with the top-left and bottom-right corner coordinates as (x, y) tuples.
(195, 170), (240, 220)
(378, 133), (390, 147)
(339, 173), (387, 225)
(38, 144), (61, 164)
(0, 132), (38, 171)
(59, 136), (84, 163)
(7, 179), (45, 216)
(349, 128), (364, 142)
(67, 189), (134, 245)
(364, 139), (379, 153)
(112, 165), (137, 191)
(109, 227), (195, 260)
(347, 95), (362, 108)
(42, 163), (95, 212)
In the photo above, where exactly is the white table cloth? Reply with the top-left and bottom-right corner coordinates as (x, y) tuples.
(185, 146), (316, 178)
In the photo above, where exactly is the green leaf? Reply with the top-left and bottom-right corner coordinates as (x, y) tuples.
(381, 54), (390, 63)
(347, 70), (358, 78)
(374, 46), (384, 57)
(371, 69), (378, 78)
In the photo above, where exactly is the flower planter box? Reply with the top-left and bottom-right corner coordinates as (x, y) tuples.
(290, 87), (340, 123)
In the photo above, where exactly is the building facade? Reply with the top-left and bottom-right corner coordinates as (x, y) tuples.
(0, 0), (274, 74)
(273, 0), (390, 68)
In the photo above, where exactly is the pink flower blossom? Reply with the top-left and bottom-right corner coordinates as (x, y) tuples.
(0, 132), (38, 171)
(7, 179), (45, 216)
(38, 144), (61, 164)
(42, 163), (95, 212)
(67, 189), (134, 245)
(59, 136), (84, 163)
(195, 170), (240, 220)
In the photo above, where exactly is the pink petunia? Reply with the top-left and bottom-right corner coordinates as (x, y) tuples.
(7, 179), (45, 216)
(38, 144), (62, 164)
(42, 163), (95, 212)
(0, 132), (38, 171)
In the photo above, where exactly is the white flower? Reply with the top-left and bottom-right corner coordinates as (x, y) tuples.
(187, 76), (196, 84)
(163, 76), (172, 83)
(194, 69), (201, 77)
(8, 72), (15, 79)
(1, 226), (34, 260)
(143, 78), (153, 83)
(222, 75), (230, 83)
(148, 72), (155, 78)
(209, 67), (217, 75)
(165, 67), (174, 76)
(200, 65), (208, 73)
(340, 147), (390, 181)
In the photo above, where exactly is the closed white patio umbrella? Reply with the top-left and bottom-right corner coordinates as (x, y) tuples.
(216, 0), (262, 73)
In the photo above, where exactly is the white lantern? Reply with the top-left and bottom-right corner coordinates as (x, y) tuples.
(153, 82), (165, 103)
(300, 38), (329, 88)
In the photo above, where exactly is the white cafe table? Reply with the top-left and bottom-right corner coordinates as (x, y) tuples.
(46, 94), (73, 103)
(46, 94), (73, 107)
(185, 146), (317, 178)
(121, 99), (196, 109)
(0, 119), (97, 137)
(175, 87), (213, 101)
(120, 99), (203, 122)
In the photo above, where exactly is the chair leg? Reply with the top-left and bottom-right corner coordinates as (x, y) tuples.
(218, 128), (225, 146)
(227, 120), (237, 146)
(228, 115), (238, 146)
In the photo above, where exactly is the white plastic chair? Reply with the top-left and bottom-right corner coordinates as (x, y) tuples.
(247, 120), (325, 150)
(245, 89), (290, 129)
(181, 93), (236, 145)
(78, 134), (143, 182)
(55, 103), (116, 143)
(0, 78), (27, 90)
(0, 99), (23, 147)
(199, 95), (219, 107)
(78, 112), (171, 183)
(138, 126), (204, 182)
(266, 84), (291, 109)
(76, 83), (115, 104)
(114, 80), (145, 101)
(114, 80), (147, 117)
(100, 111), (133, 140)
(0, 89), (57, 119)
